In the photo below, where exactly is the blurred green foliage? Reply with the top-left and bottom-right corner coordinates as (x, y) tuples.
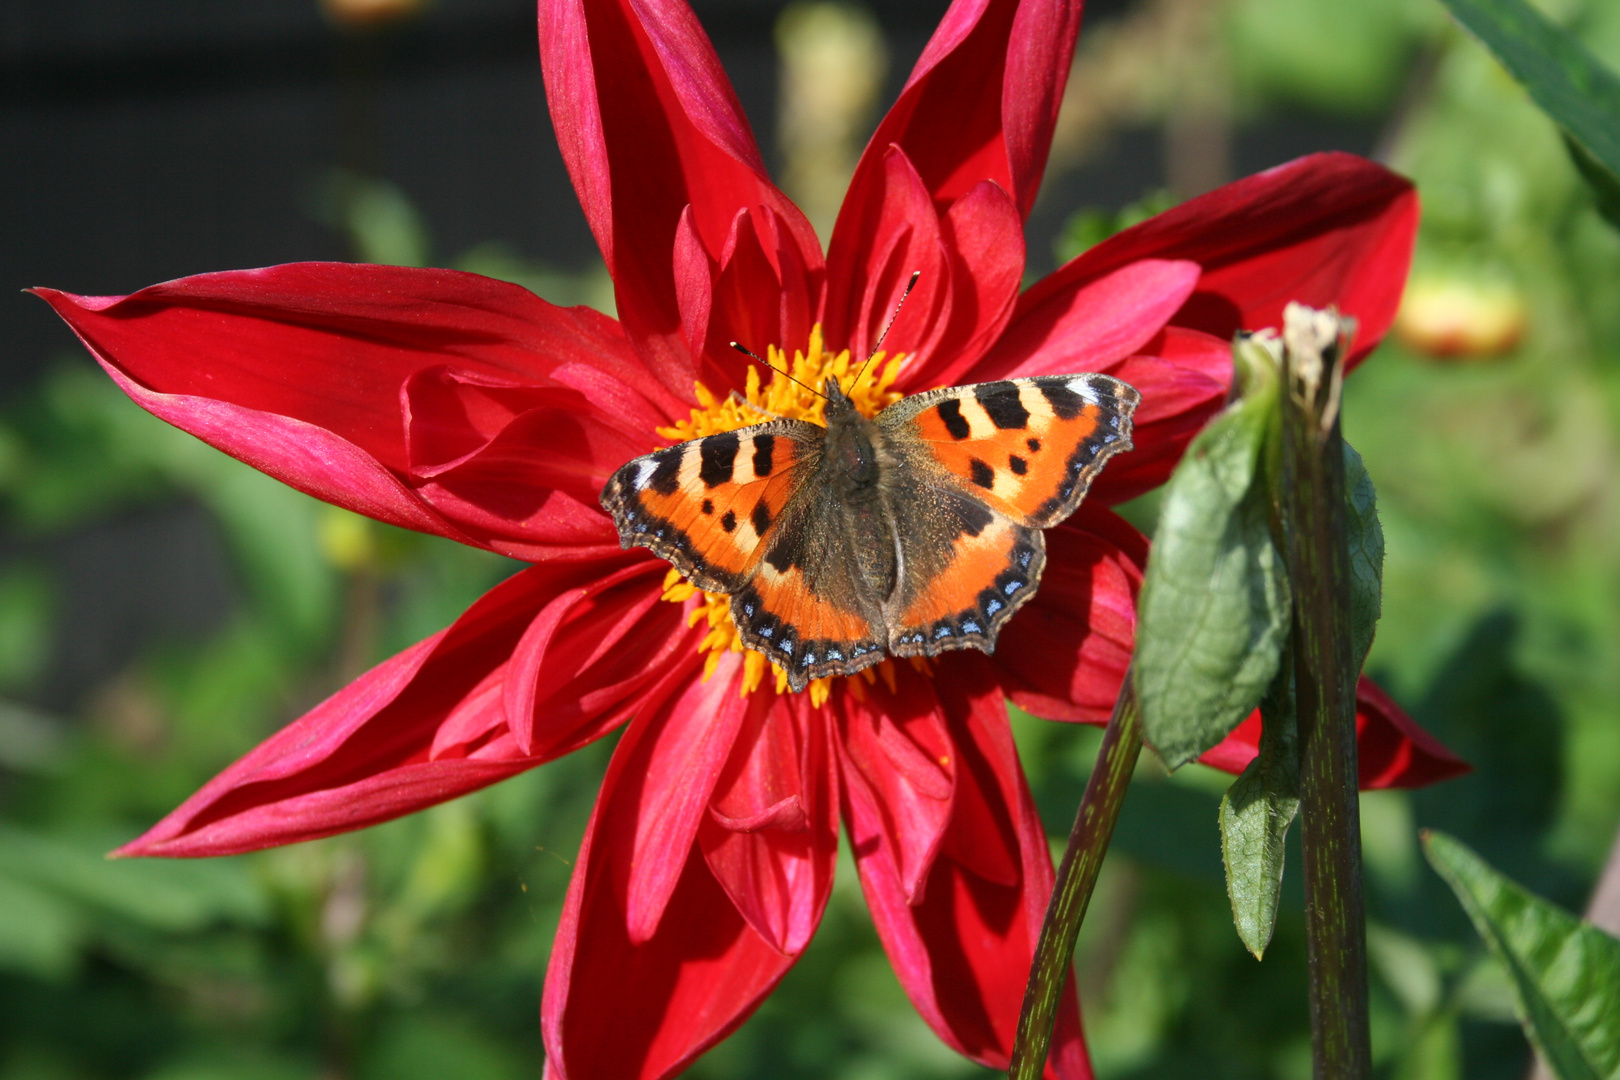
(4, 0), (1620, 1078)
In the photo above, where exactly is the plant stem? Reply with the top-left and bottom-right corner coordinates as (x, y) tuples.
(1279, 307), (1371, 1080)
(1008, 677), (1143, 1080)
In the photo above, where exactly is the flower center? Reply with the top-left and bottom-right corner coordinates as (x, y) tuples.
(656, 324), (906, 707)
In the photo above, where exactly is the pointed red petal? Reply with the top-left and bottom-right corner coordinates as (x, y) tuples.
(113, 555), (669, 857)
(838, 667), (958, 903)
(700, 695), (839, 956)
(967, 257), (1202, 384)
(539, 0), (821, 397)
(1198, 677), (1470, 789)
(32, 265), (668, 545)
(1084, 327), (1231, 504)
(999, 508), (1147, 723)
(401, 368), (651, 555)
(823, 146), (950, 363)
(698, 206), (819, 391)
(900, 178), (1027, 390)
(614, 653), (756, 944)
(503, 560), (689, 758)
(841, 659), (1091, 1078)
(838, 0), (1083, 221)
(1023, 153), (1418, 366)
(543, 680), (821, 1080)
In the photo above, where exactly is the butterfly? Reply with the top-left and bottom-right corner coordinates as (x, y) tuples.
(600, 372), (1139, 692)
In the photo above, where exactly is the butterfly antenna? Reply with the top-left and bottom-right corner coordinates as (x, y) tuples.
(729, 341), (827, 400)
(853, 270), (921, 387)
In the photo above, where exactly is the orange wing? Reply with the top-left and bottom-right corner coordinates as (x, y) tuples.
(599, 420), (818, 594)
(885, 508), (1046, 660)
(876, 373), (1137, 656)
(880, 374), (1139, 528)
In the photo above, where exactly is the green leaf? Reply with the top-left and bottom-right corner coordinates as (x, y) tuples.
(1219, 668), (1300, 959)
(1436, 0), (1620, 223)
(1136, 341), (1291, 769)
(1343, 441), (1384, 671)
(1422, 830), (1620, 1080)
(1565, 133), (1620, 230)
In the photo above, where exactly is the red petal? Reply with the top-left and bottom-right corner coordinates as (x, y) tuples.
(1024, 153), (1418, 365)
(113, 555), (668, 857)
(404, 365), (664, 484)
(700, 694), (839, 955)
(543, 679), (819, 1080)
(402, 368), (649, 554)
(969, 258), (1202, 383)
(504, 560), (690, 758)
(698, 206), (818, 392)
(837, 0), (1083, 221)
(1083, 327), (1231, 504)
(615, 653), (756, 944)
(539, 0), (821, 397)
(32, 265), (668, 543)
(838, 666), (958, 903)
(841, 658), (1090, 1078)
(999, 508), (1147, 724)
(1197, 678), (1470, 790)
(900, 179), (1027, 390)
(823, 146), (950, 364)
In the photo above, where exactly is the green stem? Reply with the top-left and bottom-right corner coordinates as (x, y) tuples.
(1279, 310), (1371, 1080)
(1007, 677), (1143, 1080)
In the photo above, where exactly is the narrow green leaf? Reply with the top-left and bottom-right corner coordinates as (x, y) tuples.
(1565, 133), (1620, 230)
(1136, 341), (1291, 769)
(1343, 441), (1383, 671)
(1219, 667), (1300, 959)
(1422, 830), (1620, 1080)
(1436, 0), (1620, 218)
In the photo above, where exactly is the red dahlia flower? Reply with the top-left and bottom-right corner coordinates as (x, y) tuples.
(35, 0), (1466, 1077)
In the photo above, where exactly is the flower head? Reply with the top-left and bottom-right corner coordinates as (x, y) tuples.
(35, 1), (1466, 1077)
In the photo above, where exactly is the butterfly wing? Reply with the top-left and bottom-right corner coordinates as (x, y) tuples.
(875, 374), (1138, 655)
(878, 374), (1139, 528)
(600, 420), (887, 691)
(599, 420), (820, 594)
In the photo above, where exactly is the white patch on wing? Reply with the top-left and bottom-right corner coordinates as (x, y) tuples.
(634, 457), (659, 490)
(1065, 376), (1103, 404)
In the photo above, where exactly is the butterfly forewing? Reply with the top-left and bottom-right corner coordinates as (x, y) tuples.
(879, 374), (1139, 528)
(599, 418), (820, 595)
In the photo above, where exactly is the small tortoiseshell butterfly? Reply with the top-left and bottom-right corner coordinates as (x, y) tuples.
(600, 367), (1140, 692)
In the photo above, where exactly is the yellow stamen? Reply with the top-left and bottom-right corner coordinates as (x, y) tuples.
(660, 325), (907, 706)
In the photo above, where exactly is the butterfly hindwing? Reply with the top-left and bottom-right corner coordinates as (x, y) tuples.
(731, 488), (887, 691)
(599, 419), (818, 594)
(880, 374), (1140, 528)
(884, 496), (1046, 658)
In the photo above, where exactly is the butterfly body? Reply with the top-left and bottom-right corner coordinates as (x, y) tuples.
(601, 373), (1139, 692)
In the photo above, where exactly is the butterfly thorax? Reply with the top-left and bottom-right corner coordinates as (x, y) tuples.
(821, 378), (888, 498)
(817, 378), (905, 605)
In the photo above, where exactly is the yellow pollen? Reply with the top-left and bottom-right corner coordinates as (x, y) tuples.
(656, 324), (907, 707)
